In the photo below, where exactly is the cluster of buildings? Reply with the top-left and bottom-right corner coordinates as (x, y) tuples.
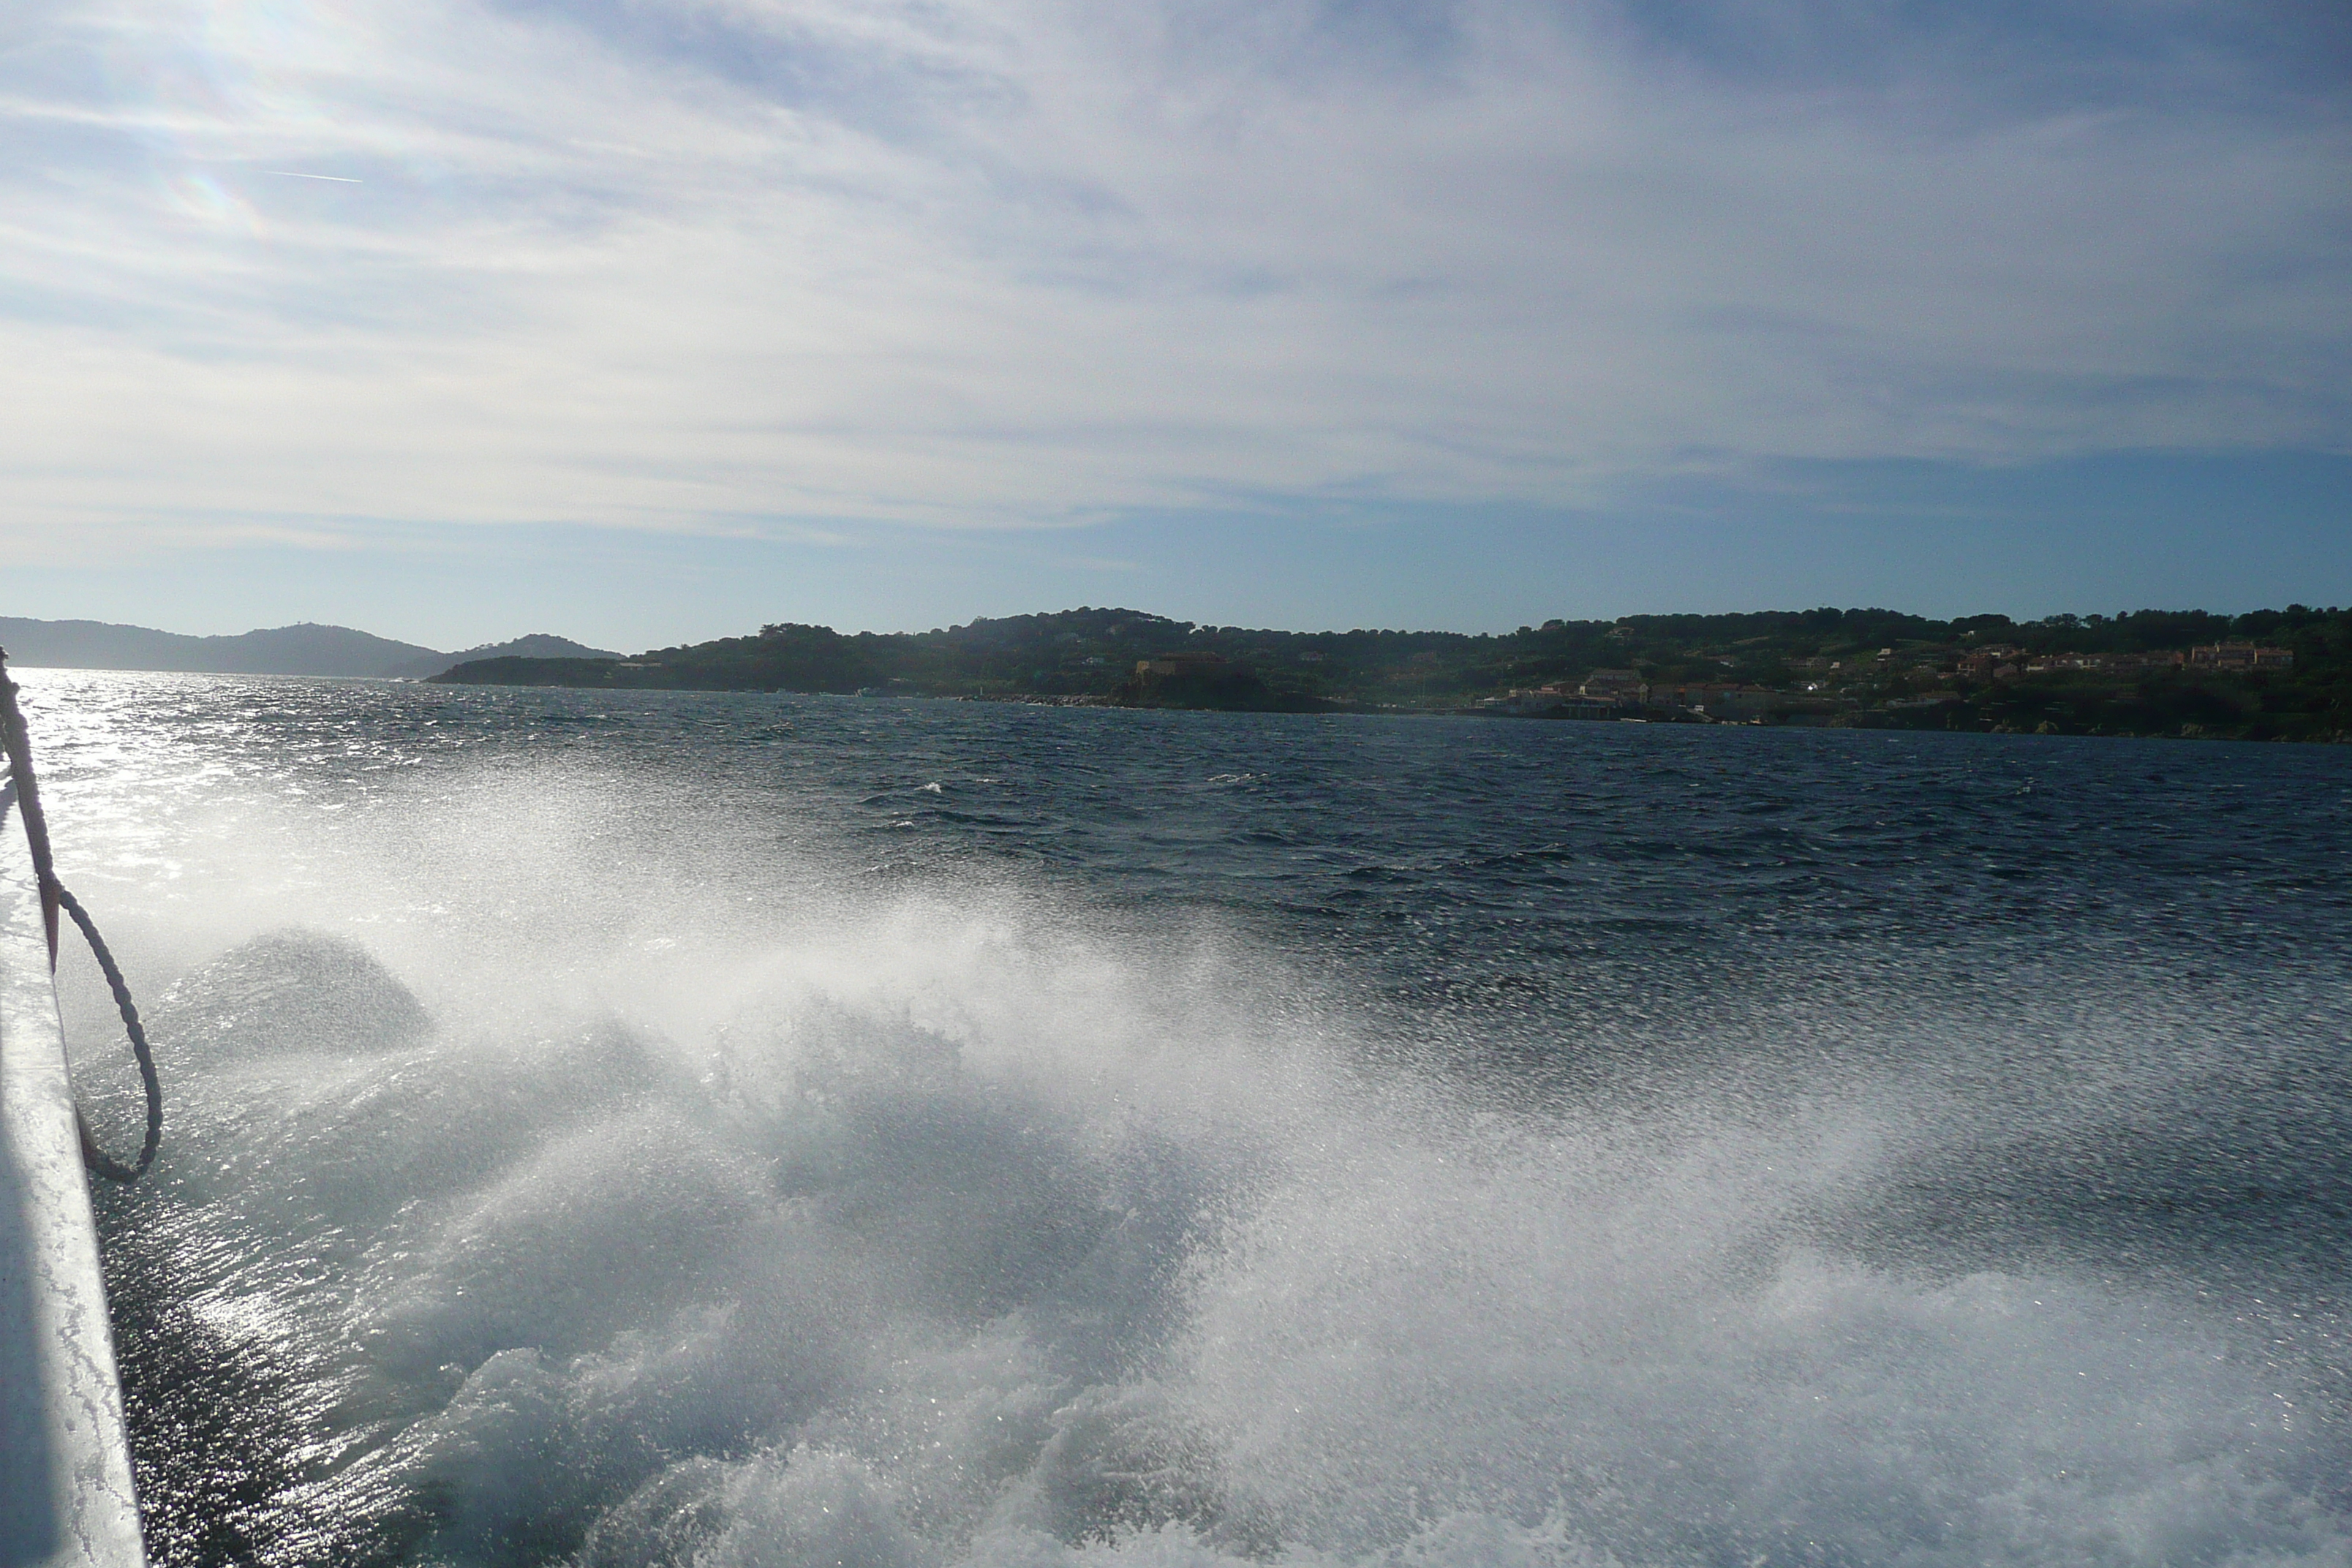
(1954, 642), (2292, 681)
(1134, 652), (1236, 677)
(1484, 671), (1806, 722)
(1480, 640), (2300, 723)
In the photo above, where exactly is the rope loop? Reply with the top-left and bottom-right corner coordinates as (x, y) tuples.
(59, 887), (164, 1180)
(0, 651), (164, 1181)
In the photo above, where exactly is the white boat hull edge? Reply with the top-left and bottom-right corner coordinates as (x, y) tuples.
(0, 845), (146, 1568)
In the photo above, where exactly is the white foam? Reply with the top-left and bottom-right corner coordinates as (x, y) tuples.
(15, 682), (2342, 1567)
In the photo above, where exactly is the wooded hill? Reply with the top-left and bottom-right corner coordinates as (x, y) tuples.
(429, 604), (2352, 742)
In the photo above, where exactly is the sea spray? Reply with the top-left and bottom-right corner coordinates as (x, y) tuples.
(97, 921), (2351, 1565)
(10, 670), (2341, 1566)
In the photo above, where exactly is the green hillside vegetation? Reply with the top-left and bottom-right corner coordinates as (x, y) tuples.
(428, 603), (2352, 742)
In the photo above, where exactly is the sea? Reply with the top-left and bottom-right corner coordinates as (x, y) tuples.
(12, 668), (2352, 1567)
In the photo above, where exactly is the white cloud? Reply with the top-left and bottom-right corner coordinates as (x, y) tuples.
(2, 0), (2346, 557)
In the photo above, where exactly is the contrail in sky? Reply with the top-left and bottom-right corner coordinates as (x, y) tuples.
(266, 171), (362, 182)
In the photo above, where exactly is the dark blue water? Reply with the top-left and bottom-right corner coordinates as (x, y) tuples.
(18, 671), (2352, 1567)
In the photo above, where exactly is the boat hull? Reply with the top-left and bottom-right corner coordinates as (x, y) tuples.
(0, 839), (145, 1567)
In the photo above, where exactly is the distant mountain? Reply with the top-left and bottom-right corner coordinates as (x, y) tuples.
(0, 617), (619, 679)
(384, 634), (622, 679)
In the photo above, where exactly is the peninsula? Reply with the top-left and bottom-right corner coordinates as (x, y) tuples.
(427, 605), (2352, 743)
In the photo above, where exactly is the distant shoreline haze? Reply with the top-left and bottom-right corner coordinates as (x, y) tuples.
(0, 617), (619, 680)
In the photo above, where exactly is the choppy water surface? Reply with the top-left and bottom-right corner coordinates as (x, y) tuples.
(15, 669), (2352, 1567)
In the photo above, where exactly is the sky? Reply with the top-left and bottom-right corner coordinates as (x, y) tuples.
(2, 0), (2348, 651)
